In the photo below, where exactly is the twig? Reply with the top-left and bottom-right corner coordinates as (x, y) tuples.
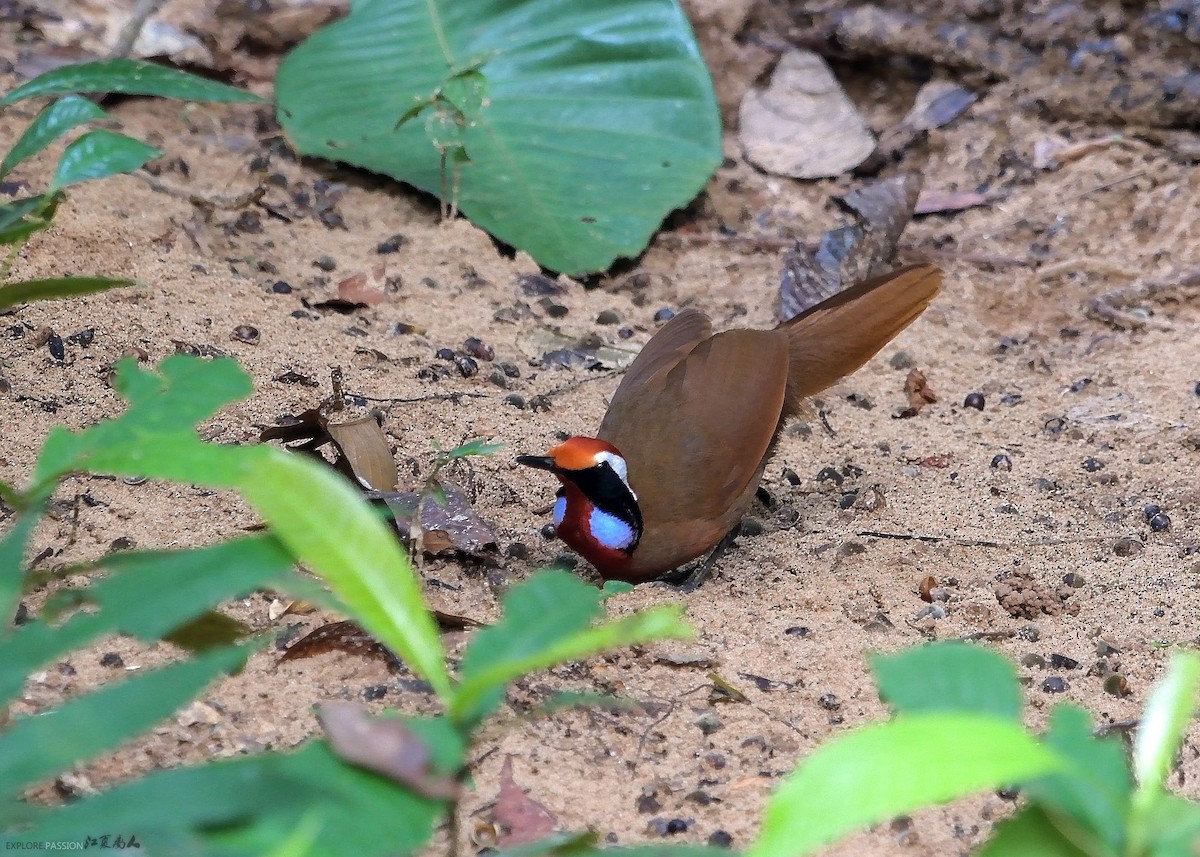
(136, 171), (267, 213)
(1085, 267), (1200, 331)
(348, 391), (489, 404)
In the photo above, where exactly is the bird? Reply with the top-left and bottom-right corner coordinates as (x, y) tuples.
(517, 263), (941, 586)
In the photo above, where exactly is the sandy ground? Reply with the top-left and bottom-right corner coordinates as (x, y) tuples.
(3, 1), (1200, 854)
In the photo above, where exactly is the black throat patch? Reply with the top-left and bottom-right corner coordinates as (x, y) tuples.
(565, 462), (643, 553)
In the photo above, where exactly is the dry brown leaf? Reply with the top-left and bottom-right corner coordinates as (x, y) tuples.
(318, 701), (459, 800)
(495, 756), (559, 847)
(739, 49), (875, 179)
(374, 481), (499, 559)
(280, 620), (394, 665)
(914, 189), (998, 215)
(336, 265), (389, 306)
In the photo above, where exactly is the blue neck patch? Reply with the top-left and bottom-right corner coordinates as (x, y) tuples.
(553, 493), (567, 529)
(589, 506), (636, 551)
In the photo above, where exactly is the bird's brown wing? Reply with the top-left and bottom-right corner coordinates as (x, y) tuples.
(780, 263), (942, 414)
(600, 326), (790, 526)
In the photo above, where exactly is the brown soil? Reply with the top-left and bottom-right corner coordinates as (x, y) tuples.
(3, 1), (1200, 854)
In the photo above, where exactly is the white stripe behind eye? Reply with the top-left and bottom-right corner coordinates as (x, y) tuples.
(594, 451), (633, 494)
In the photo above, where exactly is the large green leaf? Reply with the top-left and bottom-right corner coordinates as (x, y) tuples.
(0, 275), (134, 312)
(275, 0), (721, 274)
(50, 129), (161, 191)
(0, 95), (108, 178)
(6, 741), (445, 856)
(749, 714), (1065, 857)
(871, 641), (1022, 720)
(0, 643), (251, 795)
(1023, 705), (1131, 855)
(0, 536), (297, 707)
(976, 807), (1091, 857)
(451, 570), (688, 727)
(0, 59), (265, 107)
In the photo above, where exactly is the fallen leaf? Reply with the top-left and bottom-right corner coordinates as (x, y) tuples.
(894, 368), (938, 418)
(318, 701), (459, 800)
(779, 173), (922, 319)
(280, 620), (395, 665)
(373, 480), (499, 559)
(495, 756), (559, 847)
(336, 265), (389, 305)
(739, 49), (875, 178)
(914, 189), (998, 215)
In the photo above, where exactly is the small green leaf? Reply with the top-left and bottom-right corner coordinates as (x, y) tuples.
(452, 571), (690, 727)
(443, 438), (504, 460)
(1141, 794), (1200, 857)
(0, 58), (265, 107)
(50, 129), (161, 191)
(0, 275), (134, 312)
(240, 450), (451, 699)
(0, 511), (40, 645)
(0, 643), (252, 795)
(976, 806), (1091, 857)
(0, 193), (59, 246)
(1134, 652), (1200, 793)
(10, 740), (444, 856)
(1023, 705), (1131, 854)
(749, 714), (1065, 857)
(0, 95), (108, 178)
(871, 641), (1022, 720)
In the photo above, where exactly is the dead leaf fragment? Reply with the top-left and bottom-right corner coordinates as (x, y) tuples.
(914, 190), (997, 215)
(336, 265), (389, 306)
(739, 49), (875, 178)
(318, 701), (459, 800)
(280, 620), (394, 665)
(373, 480), (499, 559)
(495, 756), (559, 847)
(894, 368), (938, 418)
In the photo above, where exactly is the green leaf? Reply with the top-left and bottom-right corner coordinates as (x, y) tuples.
(0, 275), (134, 312)
(749, 714), (1065, 857)
(443, 438), (504, 460)
(240, 450), (451, 699)
(871, 641), (1022, 720)
(976, 806), (1091, 857)
(0, 511), (39, 643)
(0, 58), (265, 107)
(1142, 794), (1200, 857)
(49, 129), (161, 191)
(0, 95), (108, 178)
(275, 0), (721, 274)
(0, 193), (59, 246)
(1134, 652), (1200, 793)
(0, 536), (297, 707)
(0, 643), (252, 795)
(1022, 705), (1130, 855)
(452, 570), (689, 727)
(8, 740), (444, 856)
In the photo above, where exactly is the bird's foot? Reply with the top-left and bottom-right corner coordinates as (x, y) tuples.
(655, 523), (742, 593)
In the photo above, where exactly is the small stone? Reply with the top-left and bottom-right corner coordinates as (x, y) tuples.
(665, 819), (689, 835)
(505, 542), (529, 560)
(708, 831), (734, 848)
(362, 684), (388, 701)
(618, 327), (634, 339)
(695, 711), (723, 735)
(1049, 654), (1080, 670)
(454, 356), (478, 377)
(313, 255), (337, 271)
(774, 506), (800, 527)
(914, 604), (947, 621)
(99, 652), (124, 668)
(1021, 653), (1046, 668)
(552, 553), (578, 569)
(529, 394), (552, 411)
(376, 234), (408, 254)
(231, 325), (260, 344)
(497, 361), (521, 378)
(889, 351), (913, 369)
(540, 523), (558, 540)
(435, 347), (455, 360)
(782, 468), (802, 486)
(704, 752), (726, 769)
(47, 332), (65, 362)
(1062, 572), (1084, 587)
(1150, 513), (1171, 532)
(1041, 676), (1068, 693)
(596, 309), (620, 325)
(637, 793), (661, 814)
(463, 337), (494, 361)
(1104, 674), (1131, 697)
(1081, 457), (1105, 472)
(964, 392), (985, 410)
(653, 307), (675, 322)
(817, 693), (840, 710)
(816, 466), (843, 485)
(1113, 536), (1144, 557)
(1143, 503), (1161, 520)
(504, 393), (526, 409)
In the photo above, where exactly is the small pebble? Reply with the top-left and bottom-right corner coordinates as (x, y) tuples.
(817, 693), (841, 710)
(505, 542), (529, 560)
(552, 553), (578, 569)
(781, 468), (801, 486)
(963, 392), (985, 410)
(816, 466), (843, 485)
(47, 332), (65, 362)
(463, 337), (494, 361)
(542, 302), (569, 319)
(1104, 674), (1131, 698)
(653, 307), (675, 322)
(503, 393), (526, 409)
(665, 819), (689, 835)
(596, 309), (620, 325)
(774, 506), (800, 527)
(1021, 653), (1046, 668)
(231, 325), (260, 344)
(529, 394), (551, 411)
(67, 328), (94, 347)
(1149, 513), (1171, 532)
(454, 356), (478, 377)
(637, 794), (661, 814)
(1143, 503), (1161, 520)
(739, 517), (764, 537)
(1081, 457), (1105, 472)
(708, 831), (733, 848)
(1041, 676), (1068, 693)
(1113, 536), (1144, 557)
(914, 604), (947, 621)
(497, 361), (521, 378)
(362, 684), (388, 701)
(1062, 572), (1085, 588)
(1049, 653), (1080, 670)
(313, 255), (337, 271)
(435, 347), (455, 360)
(618, 327), (634, 339)
(99, 652), (124, 668)
(540, 523), (558, 540)
(695, 711), (723, 735)
(487, 369), (509, 388)
(1194, 380), (1200, 397)
(784, 626), (810, 638)
(376, 234), (408, 254)
(889, 351), (913, 369)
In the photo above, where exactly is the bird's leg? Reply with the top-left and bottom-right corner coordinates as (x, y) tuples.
(659, 522), (743, 592)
